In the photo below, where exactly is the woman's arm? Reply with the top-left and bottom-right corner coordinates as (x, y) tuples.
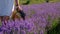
(15, 0), (22, 10)
(15, 0), (19, 6)
(14, 0), (26, 20)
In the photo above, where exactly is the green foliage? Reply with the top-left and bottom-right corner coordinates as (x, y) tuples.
(52, 18), (59, 28)
(47, 18), (60, 34)
(19, 0), (60, 5)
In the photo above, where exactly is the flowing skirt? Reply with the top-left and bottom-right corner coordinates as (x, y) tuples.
(0, 0), (14, 16)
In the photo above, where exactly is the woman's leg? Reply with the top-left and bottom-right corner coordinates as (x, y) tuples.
(0, 17), (1, 22)
(0, 16), (3, 21)
(0, 16), (4, 26)
(2, 16), (9, 25)
(3, 16), (9, 21)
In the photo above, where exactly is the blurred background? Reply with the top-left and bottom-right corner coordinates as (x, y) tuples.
(19, 0), (60, 5)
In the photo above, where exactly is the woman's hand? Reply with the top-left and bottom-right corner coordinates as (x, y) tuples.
(18, 5), (22, 10)
(15, 5), (26, 20)
(15, 5), (22, 11)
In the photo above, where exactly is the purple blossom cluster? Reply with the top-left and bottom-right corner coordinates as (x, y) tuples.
(0, 19), (35, 34)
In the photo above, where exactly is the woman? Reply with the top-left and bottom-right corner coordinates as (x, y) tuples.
(0, 0), (14, 22)
(0, 0), (25, 22)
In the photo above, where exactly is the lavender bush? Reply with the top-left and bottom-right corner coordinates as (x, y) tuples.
(0, 2), (60, 34)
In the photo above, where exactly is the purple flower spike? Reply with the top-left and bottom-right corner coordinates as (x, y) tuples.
(0, 27), (2, 32)
(20, 30), (26, 34)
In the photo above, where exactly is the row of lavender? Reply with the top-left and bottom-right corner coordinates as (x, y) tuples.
(0, 2), (60, 34)
(21, 2), (60, 34)
(21, 2), (60, 18)
(0, 18), (46, 34)
(0, 19), (35, 34)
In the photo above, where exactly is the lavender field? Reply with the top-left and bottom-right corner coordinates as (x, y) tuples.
(0, 2), (60, 34)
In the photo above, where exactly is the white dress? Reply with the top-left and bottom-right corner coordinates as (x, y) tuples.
(0, 0), (14, 16)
